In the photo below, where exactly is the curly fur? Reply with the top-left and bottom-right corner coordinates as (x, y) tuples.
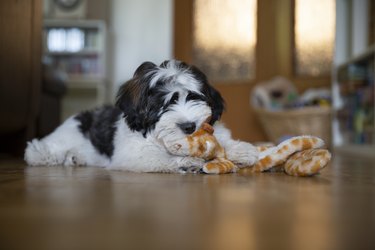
(25, 60), (258, 172)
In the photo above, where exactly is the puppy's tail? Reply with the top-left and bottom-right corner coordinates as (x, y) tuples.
(24, 139), (57, 165)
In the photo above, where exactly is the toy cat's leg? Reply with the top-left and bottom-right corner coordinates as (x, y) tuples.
(284, 149), (331, 176)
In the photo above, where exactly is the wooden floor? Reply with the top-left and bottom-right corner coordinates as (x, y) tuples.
(0, 154), (374, 250)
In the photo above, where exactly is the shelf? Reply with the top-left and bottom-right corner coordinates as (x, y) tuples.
(42, 18), (108, 119)
(44, 19), (105, 29)
(337, 44), (375, 70)
(45, 49), (101, 56)
(334, 46), (375, 148)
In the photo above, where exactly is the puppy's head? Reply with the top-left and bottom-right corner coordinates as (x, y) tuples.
(116, 60), (225, 139)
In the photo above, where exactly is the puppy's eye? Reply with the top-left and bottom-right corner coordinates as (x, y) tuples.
(186, 91), (205, 102)
(148, 88), (156, 96)
(170, 92), (179, 104)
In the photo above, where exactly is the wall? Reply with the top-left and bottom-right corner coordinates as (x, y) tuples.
(351, 0), (369, 57)
(86, 0), (111, 23)
(109, 0), (173, 99)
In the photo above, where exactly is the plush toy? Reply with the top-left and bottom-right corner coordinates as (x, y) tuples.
(186, 123), (331, 176)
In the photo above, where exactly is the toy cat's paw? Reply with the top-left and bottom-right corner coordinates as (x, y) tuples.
(226, 141), (259, 168)
(202, 158), (238, 174)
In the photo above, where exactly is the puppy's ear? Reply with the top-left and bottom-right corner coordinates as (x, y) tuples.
(133, 61), (157, 77)
(116, 79), (147, 134)
(203, 84), (225, 125)
(116, 62), (158, 135)
(189, 65), (225, 125)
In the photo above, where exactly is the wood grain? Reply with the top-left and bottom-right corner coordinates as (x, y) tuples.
(0, 154), (374, 250)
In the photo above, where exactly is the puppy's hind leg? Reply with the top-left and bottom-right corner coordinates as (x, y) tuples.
(24, 139), (65, 166)
(24, 117), (89, 166)
(25, 139), (89, 167)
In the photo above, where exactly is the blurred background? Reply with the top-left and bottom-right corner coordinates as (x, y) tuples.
(0, 0), (374, 158)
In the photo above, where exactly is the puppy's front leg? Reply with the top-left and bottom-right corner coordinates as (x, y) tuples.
(175, 156), (206, 174)
(224, 141), (258, 167)
(161, 138), (205, 173)
(213, 123), (259, 168)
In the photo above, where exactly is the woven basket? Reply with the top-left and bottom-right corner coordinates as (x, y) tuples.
(254, 106), (332, 146)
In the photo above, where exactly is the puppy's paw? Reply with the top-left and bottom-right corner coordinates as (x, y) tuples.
(226, 141), (259, 168)
(64, 151), (86, 166)
(178, 166), (203, 174)
(25, 139), (49, 165)
(25, 140), (62, 165)
(176, 156), (205, 171)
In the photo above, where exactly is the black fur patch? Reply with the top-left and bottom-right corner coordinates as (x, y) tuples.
(186, 91), (206, 102)
(116, 80), (166, 137)
(188, 64), (225, 124)
(74, 106), (122, 158)
(161, 60), (225, 124)
(115, 60), (225, 136)
(115, 62), (167, 137)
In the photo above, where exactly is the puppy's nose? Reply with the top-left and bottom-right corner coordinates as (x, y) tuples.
(178, 122), (196, 134)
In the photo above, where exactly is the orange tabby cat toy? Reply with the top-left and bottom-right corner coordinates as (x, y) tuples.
(185, 123), (331, 176)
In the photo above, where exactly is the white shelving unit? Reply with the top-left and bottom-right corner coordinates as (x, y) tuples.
(334, 46), (375, 157)
(332, 0), (375, 158)
(43, 19), (108, 120)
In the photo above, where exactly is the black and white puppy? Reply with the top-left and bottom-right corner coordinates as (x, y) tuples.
(25, 60), (258, 172)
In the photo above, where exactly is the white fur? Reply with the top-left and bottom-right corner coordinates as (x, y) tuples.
(25, 118), (110, 167)
(148, 61), (202, 94)
(25, 60), (259, 172)
(25, 116), (258, 172)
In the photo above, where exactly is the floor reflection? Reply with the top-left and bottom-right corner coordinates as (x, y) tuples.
(0, 156), (374, 250)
